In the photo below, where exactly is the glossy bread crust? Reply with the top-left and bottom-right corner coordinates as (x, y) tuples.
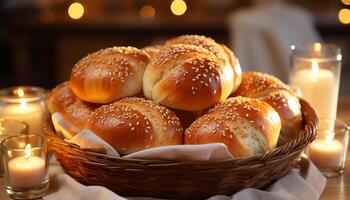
(89, 97), (183, 155)
(143, 44), (234, 111)
(232, 71), (303, 145)
(185, 97), (281, 157)
(70, 46), (150, 103)
(165, 35), (242, 92)
(46, 82), (100, 129)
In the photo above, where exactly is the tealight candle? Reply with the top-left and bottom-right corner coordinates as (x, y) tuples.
(0, 87), (47, 134)
(1, 134), (50, 199)
(8, 144), (46, 188)
(308, 138), (343, 168)
(289, 43), (341, 132)
(307, 119), (349, 178)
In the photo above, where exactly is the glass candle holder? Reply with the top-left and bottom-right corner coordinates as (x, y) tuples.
(308, 119), (349, 178)
(289, 43), (341, 131)
(0, 86), (48, 134)
(1, 134), (50, 199)
(0, 118), (28, 142)
(0, 118), (28, 177)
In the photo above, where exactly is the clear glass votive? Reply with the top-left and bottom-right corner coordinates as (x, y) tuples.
(0, 86), (48, 134)
(1, 134), (50, 199)
(0, 118), (28, 142)
(0, 118), (28, 177)
(289, 43), (341, 131)
(307, 119), (349, 178)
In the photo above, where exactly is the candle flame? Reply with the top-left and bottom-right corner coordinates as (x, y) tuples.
(14, 88), (25, 97)
(25, 144), (31, 160)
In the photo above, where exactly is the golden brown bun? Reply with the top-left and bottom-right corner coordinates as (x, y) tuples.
(142, 45), (162, 60)
(88, 97), (183, 155)
(46, 82), (100, 129)
(165, 35), (242, 92)
(185, 97), (281, 157)
(232, 71), (302, 145)
(143, 44), (235, 111)
(70, 46), (150, 104)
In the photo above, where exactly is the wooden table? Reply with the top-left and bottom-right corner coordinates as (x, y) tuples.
(0, 96), (349, 200)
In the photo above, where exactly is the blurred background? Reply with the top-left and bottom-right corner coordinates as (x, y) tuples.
(0, 0), (349, 95)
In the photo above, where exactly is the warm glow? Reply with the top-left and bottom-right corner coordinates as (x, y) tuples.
(68, 2), (84, 20)
(311, 60), (319, 75)
(20, 99), (27, 110)
(139, 5), (156, 19)
(25, 144), (31, 160)
(313, 43), (322, 52)
(337, 54), (342, 61)
(7, 150), (12, 157)
(326, 132), (335, 143)
(171, 0), (187, 16)
(338, 9), (350, 24)
(14, 88), (24, 97)
(341, 0), (350, 5)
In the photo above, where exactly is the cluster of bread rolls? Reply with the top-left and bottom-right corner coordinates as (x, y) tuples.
(231, 72), (302, 145)
(47, 35), (303, 157)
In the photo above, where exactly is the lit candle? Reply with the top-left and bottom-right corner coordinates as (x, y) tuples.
(290, 43), (341, 132)
(0, 87), (47, 134)
(308, 135), (344, 168)
(290, 60), (339, 131)
(8, 144), (46, 188)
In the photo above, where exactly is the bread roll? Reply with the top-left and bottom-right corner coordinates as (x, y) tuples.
(185, 97), (281, 157)
(46, 82), (100, 129)
(70, 46), (150, 104)
(88, 97), (183, 155)
(232, 71), (302, 145)
(165, 35), (242, 92)
(143, 44), (235, 111)
(259, 90), (302, 145)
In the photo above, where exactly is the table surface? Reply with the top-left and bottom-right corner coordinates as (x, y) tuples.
(0, 96), (349, 200)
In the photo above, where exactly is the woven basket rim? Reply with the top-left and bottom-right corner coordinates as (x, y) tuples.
(44, 98), (318, 165)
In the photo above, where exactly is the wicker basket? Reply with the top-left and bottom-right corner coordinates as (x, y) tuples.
(44, 99), (318, 199)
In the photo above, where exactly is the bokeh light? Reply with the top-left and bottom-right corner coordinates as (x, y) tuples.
(341, 0), (350, 5)
(68, 2), (84, 20)
(171, 0), (187, 16)
(139, 5), (156, 19)
(338, 8), (350, 24)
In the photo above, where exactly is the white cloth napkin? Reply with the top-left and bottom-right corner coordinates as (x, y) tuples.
(125, 143), (232, 161)
(51, 112), (232, 161)
(69, 130), (120, 157)
(43, 156), (326, 200)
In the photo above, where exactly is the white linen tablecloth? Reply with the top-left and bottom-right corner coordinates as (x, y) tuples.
(43, 155), (326, 200)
